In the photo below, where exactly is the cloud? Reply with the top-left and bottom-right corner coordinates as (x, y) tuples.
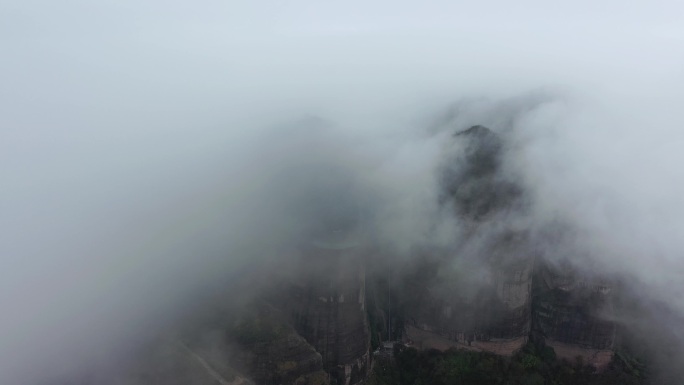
(1, 0), (684, 382)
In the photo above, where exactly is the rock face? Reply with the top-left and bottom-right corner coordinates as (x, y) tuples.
(232, 124), (616, 384)
(404, 235), (534, 356)
(229, 305), (330, 385)
(441, 125), (521, 219)
(534, 261), (616, 368)
(231, 238), (371, 385)
(285, 242), (371, 385)
(230, 150), (371, 385)
(405, 125), (533, 356)
(403, 125), (616, 368)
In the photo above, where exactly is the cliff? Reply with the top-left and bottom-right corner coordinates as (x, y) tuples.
(533, 261), (616, 368)
(404, 125), (533, 356)
(229, 305), (330, 385)
(282, 243), (371, 385)
(232, 124), (617, 384)
(401, 125), (616, 369)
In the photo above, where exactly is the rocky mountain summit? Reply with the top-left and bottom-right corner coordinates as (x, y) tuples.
(93, 124), (624, 385)
(402, 125), (615, 367)
(225, 125), (619, 384)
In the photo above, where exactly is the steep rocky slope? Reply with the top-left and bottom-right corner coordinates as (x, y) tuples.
(533, 261), (616, 368)
(403, 125), (534, 355)
(401, 125), (616, 369)
(229, 305), (329, 385)
(281, 241), (371, 385)
(232, 124), (618, 384)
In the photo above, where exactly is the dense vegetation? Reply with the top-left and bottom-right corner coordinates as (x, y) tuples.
(368, 341), (645, 385)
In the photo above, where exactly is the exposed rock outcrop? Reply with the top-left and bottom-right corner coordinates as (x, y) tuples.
(402, 125), (616, 369)
(229, 305), (330, 385)
(283, 243), (371, 385)
(405, 125), (533, 356)
(232, 123), (617, 384)
(534, 261), (616, 368)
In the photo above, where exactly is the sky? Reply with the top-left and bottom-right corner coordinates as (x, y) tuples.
(1, 0), (684, 383)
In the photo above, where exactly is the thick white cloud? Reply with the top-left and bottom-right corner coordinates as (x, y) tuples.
(1, 0), (683, 382)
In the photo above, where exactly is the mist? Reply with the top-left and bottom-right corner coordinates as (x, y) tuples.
(2, 0), (684, 383)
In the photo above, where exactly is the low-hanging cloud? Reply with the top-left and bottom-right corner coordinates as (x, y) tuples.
(2, 0), (684, 383)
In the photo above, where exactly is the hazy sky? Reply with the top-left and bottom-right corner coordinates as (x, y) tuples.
(2, 0), (684, 383)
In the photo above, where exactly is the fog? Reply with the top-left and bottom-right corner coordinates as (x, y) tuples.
(2, 0), (684, 383)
